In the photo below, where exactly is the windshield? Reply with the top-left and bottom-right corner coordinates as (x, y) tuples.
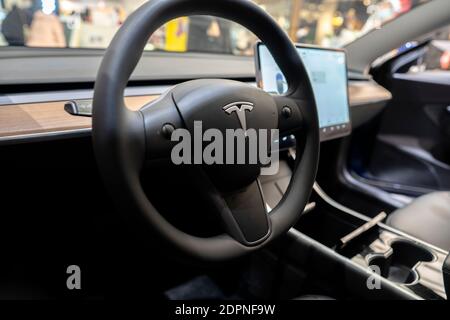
(0, 0), (430, 55)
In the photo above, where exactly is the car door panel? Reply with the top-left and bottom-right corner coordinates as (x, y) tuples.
(366, 70), (450, 195)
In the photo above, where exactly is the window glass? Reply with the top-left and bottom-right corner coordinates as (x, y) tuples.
(0, 0), (430, 54)
(418, 26), (450, 72)
(372, 25), (450, 72)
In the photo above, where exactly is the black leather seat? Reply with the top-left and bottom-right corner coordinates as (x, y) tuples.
(387, 192), (450, 250)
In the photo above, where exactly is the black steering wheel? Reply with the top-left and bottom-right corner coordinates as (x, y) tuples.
(92, 0), (319, 262)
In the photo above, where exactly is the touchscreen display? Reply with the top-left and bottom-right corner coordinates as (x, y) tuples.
(256, 44), (351, 140)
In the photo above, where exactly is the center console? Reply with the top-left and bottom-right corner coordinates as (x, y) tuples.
(255, 42), (448, 300)
(295, 182), (449, 300)
(261, 159), (448, 300)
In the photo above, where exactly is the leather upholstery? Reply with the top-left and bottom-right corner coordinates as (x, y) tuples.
(387, 192), (450, 250)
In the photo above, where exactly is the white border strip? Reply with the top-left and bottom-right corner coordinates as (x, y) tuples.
(0, 85), (173, 106)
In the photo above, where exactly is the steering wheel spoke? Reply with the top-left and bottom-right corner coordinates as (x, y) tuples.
(220, 180), (271, 246)
(187, 169), (270, 246)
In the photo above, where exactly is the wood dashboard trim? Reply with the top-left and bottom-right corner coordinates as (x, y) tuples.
(0, 81), (391, 143)
(0, 95), (158, 139)
(348, 80), (392, 106)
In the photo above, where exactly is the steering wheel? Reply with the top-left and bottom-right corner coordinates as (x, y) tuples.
(92, 0), (319, 262)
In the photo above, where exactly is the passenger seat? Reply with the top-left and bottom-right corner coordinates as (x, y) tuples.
(387, 192), (450, 250)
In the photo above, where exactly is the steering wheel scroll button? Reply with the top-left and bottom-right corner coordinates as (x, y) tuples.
(140, 92), (184, 159)
(161, 123), (175, 140)
(274, 97), (304, 134)
(281, 106), (292, 118)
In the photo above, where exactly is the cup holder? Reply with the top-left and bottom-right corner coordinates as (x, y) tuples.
(368, 240), (434, 285)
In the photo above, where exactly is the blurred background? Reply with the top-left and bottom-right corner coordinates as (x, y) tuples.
(0, 0), (447, 71)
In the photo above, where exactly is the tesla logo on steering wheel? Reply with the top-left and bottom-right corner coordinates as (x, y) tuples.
(222, 101), (254, 131)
